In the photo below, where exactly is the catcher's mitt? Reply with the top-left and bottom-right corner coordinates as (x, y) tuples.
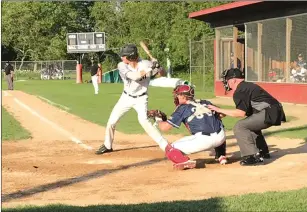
(147, 110), (168, 122)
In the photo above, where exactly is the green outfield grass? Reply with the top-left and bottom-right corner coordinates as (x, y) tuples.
(265, 125), (307, 140)
(2, 80), (302, 138)
(2, 106), (31, 140)
(3, 187), (307, 212)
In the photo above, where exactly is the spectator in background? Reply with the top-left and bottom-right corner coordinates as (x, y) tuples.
(290, 61), (306, 83)
(90, 59), (100, 95)
(4, 61), (14, 90)
(230, 52), (242, 70)
(290, 54), (306, 83)
(296, 53), (306, 70)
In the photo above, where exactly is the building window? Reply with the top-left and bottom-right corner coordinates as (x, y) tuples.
(216, 26), (244, 80)
(290, 14), (307, 83)
(216, 27), (233, 80)
(245, 13), (307, 83)
(245, 23), (259, 81)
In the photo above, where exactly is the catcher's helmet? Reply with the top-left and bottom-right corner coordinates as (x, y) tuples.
(173, 85), (195, 99)
(221, 68), (244, 91)
(119, 44), (138, 60)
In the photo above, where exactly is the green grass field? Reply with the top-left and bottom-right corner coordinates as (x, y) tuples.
(2, 80), (304, 139)
(3, 187), (307, 212)
(2, 106), (31, 140)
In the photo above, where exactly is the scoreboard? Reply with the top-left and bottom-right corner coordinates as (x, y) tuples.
(67, 32), (106, 53)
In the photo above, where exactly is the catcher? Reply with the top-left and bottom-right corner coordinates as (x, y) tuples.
(148, 84), (227, 165)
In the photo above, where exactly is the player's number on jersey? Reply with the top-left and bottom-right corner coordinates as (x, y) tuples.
(191, 106), (212, 120)
(191, 107), (204, 119)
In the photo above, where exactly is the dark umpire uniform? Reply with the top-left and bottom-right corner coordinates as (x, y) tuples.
(223, 68), (286, 165)
(4, 62), (14, 90)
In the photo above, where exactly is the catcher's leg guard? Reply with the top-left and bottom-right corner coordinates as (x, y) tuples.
(214, 141), (227, 165)
(165, 144), (189, 163)
(214, 141), (226, 159)
(165, 144), (196, 170)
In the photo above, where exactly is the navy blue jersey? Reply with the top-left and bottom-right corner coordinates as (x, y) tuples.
(167, 100), (223, 135)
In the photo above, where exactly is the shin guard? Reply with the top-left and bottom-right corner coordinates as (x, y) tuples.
(165, 144), (190, 163)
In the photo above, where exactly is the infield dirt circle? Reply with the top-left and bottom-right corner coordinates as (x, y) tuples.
(2, 90), (307, 207)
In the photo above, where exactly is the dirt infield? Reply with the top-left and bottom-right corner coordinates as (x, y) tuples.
(2, 90), (307, 208)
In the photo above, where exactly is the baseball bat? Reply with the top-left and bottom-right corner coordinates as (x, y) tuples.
(140, 41), (155, 60)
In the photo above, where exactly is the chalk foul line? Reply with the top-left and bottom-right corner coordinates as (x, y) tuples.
(14, 97), (92, 150)
(37, 96), (70, 111)
(3, 91), (12, 97)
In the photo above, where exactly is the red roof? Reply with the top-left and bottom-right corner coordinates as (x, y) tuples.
(189, 1), (263, 19)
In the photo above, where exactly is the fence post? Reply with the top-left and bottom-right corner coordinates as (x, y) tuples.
(203, 37), (206, 90)
(41, 62), (42, 80)
(14, 61), (17, 81)
(189, 38), (192, 85)
(62, 60), (64, 80)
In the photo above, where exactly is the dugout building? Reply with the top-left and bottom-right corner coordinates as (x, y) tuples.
(189, 1), (307, 104)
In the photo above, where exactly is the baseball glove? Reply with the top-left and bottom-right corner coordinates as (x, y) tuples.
(147, 110), (168, 122)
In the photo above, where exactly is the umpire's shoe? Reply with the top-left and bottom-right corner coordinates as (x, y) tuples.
(240, 154), (264, 166)
(257, 150), (271, 159)
(95, 144), (113, 155)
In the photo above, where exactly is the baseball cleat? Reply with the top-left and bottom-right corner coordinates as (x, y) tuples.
(217, 155), (227, 165)
(173, 160), (197, 170)
(257, 151), (271, 159)
(240, 155), (264, 166)
(95, 144), (113, 155)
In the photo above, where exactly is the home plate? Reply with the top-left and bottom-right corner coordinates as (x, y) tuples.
(86, 159), (113, 164)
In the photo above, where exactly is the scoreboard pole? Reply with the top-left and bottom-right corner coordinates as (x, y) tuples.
(76, 53), (83, 84)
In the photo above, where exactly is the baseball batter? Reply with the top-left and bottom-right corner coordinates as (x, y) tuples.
(95, 43), (196, 170)
(153, 85), (227, 164)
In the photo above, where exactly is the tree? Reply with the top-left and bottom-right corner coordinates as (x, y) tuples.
(2, 1), (224, 73)
(1, 2), (94, 61)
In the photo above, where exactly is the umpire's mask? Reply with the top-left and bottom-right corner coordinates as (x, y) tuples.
(222, 68), (245, 93)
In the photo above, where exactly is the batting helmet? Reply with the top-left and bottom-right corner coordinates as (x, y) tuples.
(119, 44), (139, 61)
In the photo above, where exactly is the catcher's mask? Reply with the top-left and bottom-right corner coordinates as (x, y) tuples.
(222, 68), (244, 93)
(119, 44), (139, 61)
(173, 85), (195, 100)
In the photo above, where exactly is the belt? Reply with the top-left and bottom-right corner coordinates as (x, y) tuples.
(195, 127), (222, 136)
(124, 91), (147, 98)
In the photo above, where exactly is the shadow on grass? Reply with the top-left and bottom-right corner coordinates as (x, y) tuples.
(4, 187), (307, 212)
(3, 198), (224, 212)
(1, 158), (167, 203)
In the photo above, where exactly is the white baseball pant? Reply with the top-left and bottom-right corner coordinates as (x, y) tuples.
(91, 75), (99, 94)
(104, 93), (169, 150)
(171, 128), (226, 154)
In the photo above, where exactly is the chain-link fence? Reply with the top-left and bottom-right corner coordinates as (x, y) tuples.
(189, 37), (215, 92)
(1, 60), (78, 80)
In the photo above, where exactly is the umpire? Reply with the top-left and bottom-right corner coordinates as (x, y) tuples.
(208, 68), (286, 166)
(4, 61), (14, 90)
